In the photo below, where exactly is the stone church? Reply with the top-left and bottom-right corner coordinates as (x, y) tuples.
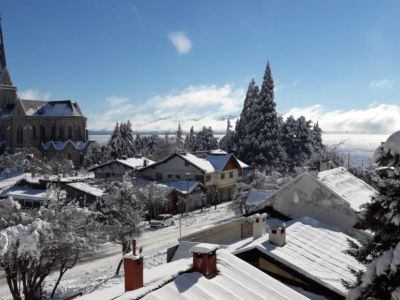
(0, 22), (90, 166)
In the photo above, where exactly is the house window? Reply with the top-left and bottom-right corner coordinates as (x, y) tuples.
(155, 173), (163, 180)
(220, 173), (225, 180)
(184, 161), (189, 166)
(168, 174), (172, 179)
(229, 171), (233, 178)
(206, 175), (211, 182)
(176, 174), (181, 179)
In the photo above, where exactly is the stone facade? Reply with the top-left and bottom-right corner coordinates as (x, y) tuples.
(0, 22), (89, 166)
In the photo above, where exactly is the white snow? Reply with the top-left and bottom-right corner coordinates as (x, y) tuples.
(117, 157), (155, 169)
(233, 216), (364, 296)
(163, 180), (201, 194)
(66, 182), (104, 197)
(179, 153), (215, 173)
(383, 130), (400, 156)
(318, 167), (376, 211)
(190, 243), (218, 254)
(245, 188), (273, 207)
(82, 250), (308, 300)
(41, 140), (89, 151)
(0, 187), (50, 201)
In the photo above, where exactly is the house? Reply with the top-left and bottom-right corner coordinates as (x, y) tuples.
(89, 157), (154, 179)
(80, 241), (308, 300)
(139, 151), (249, 202)
(63, 182), (104, 206)
(0, 178), (53, 208)
(0, 22), (89, 165)
(249, 167), (377, 230)
(163, 180), (206, 212)
(172, 215), (363, 299)
(233, 217), (364, 299)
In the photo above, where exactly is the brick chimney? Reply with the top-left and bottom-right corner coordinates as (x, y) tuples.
(190, 243), (218, 278)
(124, 240), (143, 292)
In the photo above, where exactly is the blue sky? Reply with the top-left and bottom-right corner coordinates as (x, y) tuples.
(2, 0), (400, 132)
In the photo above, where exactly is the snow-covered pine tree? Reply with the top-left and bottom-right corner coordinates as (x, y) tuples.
(105, 121), (136, 160)
(184, 126), (196, 152)
(219, 119), (235, 152)
(176, 122), (184, 152)
(235, 79), (259, 158)
(295, 116), (314, 162)
(244, 62), (285, 170)
(345, 176), (400, 300)
(312, 121), (324, 153)
(281, 115), (298, 169)
(193, 126), (218, 151)
(82, 141), (104, 168)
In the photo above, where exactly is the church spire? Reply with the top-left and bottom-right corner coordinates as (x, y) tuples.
(0, 17), (6, 71)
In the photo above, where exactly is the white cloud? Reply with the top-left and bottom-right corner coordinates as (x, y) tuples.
(88, 85), (245, 132)
(284, 103), (400, 133)
(18, 89), (51, 100)
(370, 79), (393, 88)
(168, 32), (192, 54)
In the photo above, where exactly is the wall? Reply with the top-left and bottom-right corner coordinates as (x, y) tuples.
(93, 162), (131, 178)
(271, 174), (358, 230)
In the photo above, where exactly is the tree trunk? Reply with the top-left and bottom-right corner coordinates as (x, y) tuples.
(51, 255), (78, 298)
(115, 242), (131, 276)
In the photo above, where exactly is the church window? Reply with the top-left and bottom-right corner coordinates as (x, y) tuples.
(17, 127), (23, 144)
(51, 124), (56, 140)
(68, 126), (73, 139)
(59, 125), (65, 140)
(32, 126), (37, 140)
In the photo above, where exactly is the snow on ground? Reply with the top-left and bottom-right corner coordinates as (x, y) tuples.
(0, 202), (237, 299)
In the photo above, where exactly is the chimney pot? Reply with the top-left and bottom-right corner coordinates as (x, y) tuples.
(268, 225), (286, 247)
(252, 213), (267, 240)
(190, 243), (218, 278)
(124, 240), (143, 292)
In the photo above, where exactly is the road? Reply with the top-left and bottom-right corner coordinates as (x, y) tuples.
(0, 202), (236, 299)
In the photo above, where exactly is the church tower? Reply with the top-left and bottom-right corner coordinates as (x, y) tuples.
(0, 19), (18, 113)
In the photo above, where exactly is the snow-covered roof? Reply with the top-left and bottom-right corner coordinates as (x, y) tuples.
(41, 140), (89, 151)
(66, 182), (104, 197)
(246, 188), (274, 207)
(209, 149), (228, 154)
(234, 217), (364, 296)
(205, 154), (232, 171)
(237, 158), (249, 169)
(178, 153), (215, 173)
(163, 180), (203, 194)
(0, 187), (49, 201)
(0, 174), (26, 192)
(81, 250), (307, 300)
(318, 167), (376, 211)
(117, 157), (155, 169)
(26, 100), (83, 116)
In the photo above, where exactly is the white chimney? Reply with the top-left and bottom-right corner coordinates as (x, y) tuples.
(269, 224), (286, 247)
(252, 213), (267, 240)
(309, 168), (318, 178)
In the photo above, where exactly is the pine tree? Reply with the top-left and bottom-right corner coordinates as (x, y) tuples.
(244, 62), (285, 170)
(176, 123), (183, 152)
(235, 79), (259, 158)
(312, 121), (324, 153)
(184, 126), (196, 151)
(219, 119), (235, 152)
(345, 176), (400, 300)
(193, 126), (218, 151)
(105, 121), (136, 160)
(281, 115), (297, 168)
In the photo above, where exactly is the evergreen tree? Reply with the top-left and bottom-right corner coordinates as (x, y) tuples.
(281, 115), (297, 168)
(105, 121), (136, 160)
(312, 121), (324, 153)
(295, 116), (314, 162)
(184, 126), (196, 151)
(193, 126), (218, 151)
(235, 79), (259, 158)
(243, 62), (285, 170)
(219, 119), (235, 152)
(345, 175), (400, 300)
(176, 123), (184, 152)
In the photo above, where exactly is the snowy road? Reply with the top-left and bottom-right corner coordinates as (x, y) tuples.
(0, 202), (237, 299)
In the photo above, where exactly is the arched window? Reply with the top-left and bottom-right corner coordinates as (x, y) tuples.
(67, 126), (73, 140)
(17, 127), (23, 145)
(32, 126), (37, 140)
(51, 124), (56, 140)
(75, 126), (82, 140)
(59, 125), (65, 140)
